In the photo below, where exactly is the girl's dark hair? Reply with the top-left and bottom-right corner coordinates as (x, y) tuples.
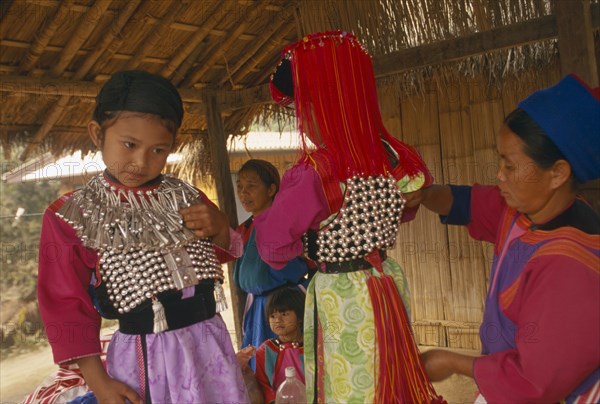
(266, 287), (305, 321)
(239, 159), (281, 195)
(504, 108), (567, 171)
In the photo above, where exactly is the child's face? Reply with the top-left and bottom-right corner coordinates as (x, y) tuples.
(88, 113), (174, 188)
(269, 309), (301, 342)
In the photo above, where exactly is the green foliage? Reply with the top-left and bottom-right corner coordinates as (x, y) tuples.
(1, 151), (61, 291)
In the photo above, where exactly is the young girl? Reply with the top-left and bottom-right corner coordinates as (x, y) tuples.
(254, 287), (305, 403)
(255, 31), (442, 403)
(37, 70), (249, 403)
(234, 159), (309, 370)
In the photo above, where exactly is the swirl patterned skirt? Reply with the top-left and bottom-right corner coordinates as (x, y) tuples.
(303, 259), (410, 403)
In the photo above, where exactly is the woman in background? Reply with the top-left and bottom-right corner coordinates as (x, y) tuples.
(234, 159), (309, 371)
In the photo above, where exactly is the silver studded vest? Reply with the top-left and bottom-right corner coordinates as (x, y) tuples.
(56, 174), (222, 314)
(304, 175), (405, 263)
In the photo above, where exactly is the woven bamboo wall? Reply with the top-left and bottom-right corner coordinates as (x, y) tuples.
(380, 68), (562, 350)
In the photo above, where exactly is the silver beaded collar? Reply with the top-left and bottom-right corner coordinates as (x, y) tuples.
(55, 173), (225, 316)
(56, 173), (200, 252)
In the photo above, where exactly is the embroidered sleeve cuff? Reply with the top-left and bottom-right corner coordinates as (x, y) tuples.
(214, 228), (243, 262)
(440, 185), (472, 225)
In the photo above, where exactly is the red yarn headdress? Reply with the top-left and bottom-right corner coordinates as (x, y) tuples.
(271, 31), (443, 404)
(271, 30), (431, 185)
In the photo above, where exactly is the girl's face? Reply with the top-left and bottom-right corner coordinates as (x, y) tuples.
(496, 125), (557, 222)
(88, 113), (174, 188)
(269, 309), (301, 342)
(236, 169), (276, 216)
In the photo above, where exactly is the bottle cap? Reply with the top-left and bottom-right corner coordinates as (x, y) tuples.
(285, 366), (296, 378)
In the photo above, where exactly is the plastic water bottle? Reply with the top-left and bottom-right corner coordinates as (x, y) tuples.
(275, 366), (307, 404)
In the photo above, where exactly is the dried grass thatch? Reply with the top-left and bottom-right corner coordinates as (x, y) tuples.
(2, 0), (596, 175)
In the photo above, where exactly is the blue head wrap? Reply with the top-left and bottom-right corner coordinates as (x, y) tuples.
(518, 74), (600, 182)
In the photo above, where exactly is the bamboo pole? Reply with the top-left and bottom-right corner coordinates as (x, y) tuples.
(224, 23), (296, 88)
(181, 0), (269, 88)
(556, 0), (598, 86)
(218, 10), (293, 87)
(124, 0), (187, 71)
(204, 93), (245, 347)
(19, 0), (76, 73)
(50, 0), (112, 76)
(160, 1), (222, 80)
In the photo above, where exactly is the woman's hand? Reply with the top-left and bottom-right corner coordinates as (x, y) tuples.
(236, 345), (256, 370)
(180, 203), (230, 249)
(404, 189), (425, 208)
(420, 349), (476, 382)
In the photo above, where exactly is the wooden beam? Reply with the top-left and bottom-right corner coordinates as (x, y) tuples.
(3, 5), (599, 112)
(556, 0), (598, 86)
(124, 0), (186, 71)
(216, 83), (272, 111)
(218, 3), (600, 109)
(50, 0), (112, 76)
(18, 0), (142, 162)
(203, 93), (245, 347)
(218, 9), (293, 87)
(160, 1), (222, 79)
(182, 0), (268, 88)
(220, 17), (295, 88)
(19, 0), (76, 73)
(373, 15), (558, 77)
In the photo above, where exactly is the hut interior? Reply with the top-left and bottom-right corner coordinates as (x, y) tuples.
(1, 0), (598, 349)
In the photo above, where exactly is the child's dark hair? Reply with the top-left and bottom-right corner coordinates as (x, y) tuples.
(266, 286), (305, 321)
(239, 159), (281, 195)
(93, 70), (183, 141)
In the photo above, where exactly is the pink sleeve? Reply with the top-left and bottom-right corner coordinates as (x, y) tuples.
(37, 207), (102, 364)
(214, 228), (243, 262)
(198, 191), (242, 263)
(466, 184), (507, 243)
(254, 164), (330, 269)
(474, 255), (600, 402)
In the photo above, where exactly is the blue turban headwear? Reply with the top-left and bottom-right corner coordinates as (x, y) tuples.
(94, 70), (183, 129)
(518, 74), (600, 183)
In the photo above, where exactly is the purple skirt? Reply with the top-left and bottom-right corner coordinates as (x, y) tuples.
(107, 315), (249, 403)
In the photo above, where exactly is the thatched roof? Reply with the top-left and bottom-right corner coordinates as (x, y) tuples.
(1, 0), (598, 176)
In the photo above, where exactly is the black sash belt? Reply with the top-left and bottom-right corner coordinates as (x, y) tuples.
(118, 286), (216, 335)
(320, 250), (387, 274)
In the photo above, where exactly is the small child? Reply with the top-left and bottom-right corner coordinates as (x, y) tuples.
(254, 286), (305, 403)
(36, 70), (249, 403)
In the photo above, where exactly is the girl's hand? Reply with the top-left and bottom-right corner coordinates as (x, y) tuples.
(180, 203), (230, 248)
(77, 355), (142, 404)
(94, 377), (143, 404)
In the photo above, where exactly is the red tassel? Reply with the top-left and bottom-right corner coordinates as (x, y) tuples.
(367, 273), (446, 403)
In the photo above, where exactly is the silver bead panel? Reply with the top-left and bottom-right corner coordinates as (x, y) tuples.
(306, 175), (405, 263)
(100, 239), (222, 314)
